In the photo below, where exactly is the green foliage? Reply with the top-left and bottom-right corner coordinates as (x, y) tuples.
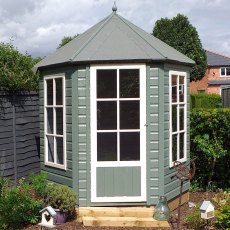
(184, 207), (206, 229)
(0, 178), (42, 230)
(45, 184), (77, 216)
(0, 42), (40, 91)
(152, 14), (207, 82)
(57, 35), (78, 49)
(213, 190), (230, 229)
(28, 172), (48, 199)
(190, 109), (230, 189)
(0, 177), (10, 198)
(190, 93), (221, 109)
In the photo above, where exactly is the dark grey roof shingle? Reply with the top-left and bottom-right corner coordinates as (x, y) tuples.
(35, 12), (194, 70)
(206, 50), (230, 66)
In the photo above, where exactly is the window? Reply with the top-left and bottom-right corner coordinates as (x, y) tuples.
(44, 75), (66, 169)
(169, 71), (187, 167)
(220, 67), (230, 77)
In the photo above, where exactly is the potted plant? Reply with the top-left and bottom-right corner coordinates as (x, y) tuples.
(45, 183), (77, 224)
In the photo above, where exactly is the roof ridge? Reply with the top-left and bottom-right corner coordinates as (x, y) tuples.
(69, 12), (115, 61)
(117, 14), (166, 59)
(206, 49), (230, 59)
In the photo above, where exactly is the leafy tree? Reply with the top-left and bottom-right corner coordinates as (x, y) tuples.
(0, 42), (40, 91)
(152, 14), (207, 81)
(57, 35), (78, 49)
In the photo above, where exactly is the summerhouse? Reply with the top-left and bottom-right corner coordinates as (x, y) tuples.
(35, 7), (194, 208)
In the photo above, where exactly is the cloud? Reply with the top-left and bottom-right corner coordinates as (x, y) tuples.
(0, 0), (229, 57)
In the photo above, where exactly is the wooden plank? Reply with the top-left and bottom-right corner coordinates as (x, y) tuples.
(168, 191), (189, 211)
(82, 216), (170, 228)
(78, 207), (154, 218)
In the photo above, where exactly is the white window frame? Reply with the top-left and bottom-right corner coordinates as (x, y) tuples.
(220, 67), (230, 77)
(44, 74), (66, 170)
(90, 64), (146, 203)
(169, 71), (187, 168)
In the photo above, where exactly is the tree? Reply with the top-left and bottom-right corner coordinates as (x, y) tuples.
(152, 14), (207, 81)
(57, 35), (78, 49)
(0, 42), (40, 91)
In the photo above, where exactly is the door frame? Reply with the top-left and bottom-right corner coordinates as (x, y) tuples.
(90, 64), (146, 203)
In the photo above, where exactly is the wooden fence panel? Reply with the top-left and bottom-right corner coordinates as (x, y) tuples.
(0, 92), (40, 183)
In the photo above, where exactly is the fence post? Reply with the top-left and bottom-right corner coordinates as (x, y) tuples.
(12, 94), (18, 184)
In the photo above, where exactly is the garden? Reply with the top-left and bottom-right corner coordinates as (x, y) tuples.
(0, 93), (229, 230)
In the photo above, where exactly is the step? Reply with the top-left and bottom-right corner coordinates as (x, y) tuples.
(82, 216), (170, 228)
(78, 207), (154, 218)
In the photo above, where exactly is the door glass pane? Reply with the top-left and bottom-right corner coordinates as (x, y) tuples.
(97, 133), (117, 161)
(46, 79), (53, 105)
(172, 134), (177, 162)
(97, 70), (117, 98)
(179, 133), (184, 159)
(179, 76), (184, 102)
(172, 105), (177, 132)
(179, 106), (184, 131)
(120, 132), (140, 161)
(97, 101), (117, 130)
(120, 69), (139, 98)
(120, 101), (139, 129)
(47, 108), (53, 134)
(47, 135), (54, 162)
(56, 137), (64, 164)
(56, 108), (63, 135)
(55, 78), (63, 105)
(171, 75), (177, 103)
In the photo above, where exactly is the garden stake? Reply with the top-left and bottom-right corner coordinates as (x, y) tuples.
(172, 158), (196, 229)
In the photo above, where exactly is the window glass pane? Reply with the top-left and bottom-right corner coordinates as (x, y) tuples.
(172, 134), (177, 162)
(97, 133), (117, 161)
(56, 108), (63, 135)
(55, 78), (63, 105)
(171, 75), (177, 103)
(120, 132), (140, 161)
(172, 105), (177, 132)
(179, 106), (185, 131)
(226, 68), (230, 76)
(221, 68), (225, 76)
(97, 70), (117, 98)
(120, 101), (139, 129)
(97, 101), (117, 130)
(120, 69), (139, 98)
(179, 133), (184, 159)
(47, 136), (54, 162)
(179, 76), (185, 102)
(56, 137), (64, 164)
(46, 79), (53, 105)
(47, 108), (53, 134)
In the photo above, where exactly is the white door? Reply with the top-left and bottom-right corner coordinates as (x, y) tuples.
(90, 64), (146, 203)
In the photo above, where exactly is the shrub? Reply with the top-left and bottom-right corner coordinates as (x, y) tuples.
(190, 108), (230, 189)
(184, 207), (206, 229)
(213, 190), (230, 229)
(0, 178), (42, 229)
(190, 93), (221, 109)
(45, 184), (77, 217)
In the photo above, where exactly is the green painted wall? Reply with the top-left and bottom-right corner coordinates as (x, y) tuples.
(39, 66), (76, 187)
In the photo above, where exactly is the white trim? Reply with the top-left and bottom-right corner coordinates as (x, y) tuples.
(90, 64), (146, 203)
(44, 74), (66, 170)
(169, 71), (187, 168)
(220, 67), (230, 77)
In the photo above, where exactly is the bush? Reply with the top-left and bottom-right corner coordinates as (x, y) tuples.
(0, 178), (42, 229)
(184, 207), (206, 229)
(190, 108), (230, 189)
(45, 184), (77, 217)
(190, 93), (221, 109)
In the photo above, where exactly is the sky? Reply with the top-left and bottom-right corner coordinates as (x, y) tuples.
(0, 0), (229, 58)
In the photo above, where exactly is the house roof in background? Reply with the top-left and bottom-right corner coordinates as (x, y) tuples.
(206, 50), (230, 66)
(34, 11), (194, 71)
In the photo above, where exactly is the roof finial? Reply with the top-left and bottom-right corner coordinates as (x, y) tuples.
(112, 1), (117, 12)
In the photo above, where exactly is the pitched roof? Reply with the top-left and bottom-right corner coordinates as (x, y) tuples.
(206, 50), (230, 66)
(35, 11), (194, 70)
(200, 201), (214, 211)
